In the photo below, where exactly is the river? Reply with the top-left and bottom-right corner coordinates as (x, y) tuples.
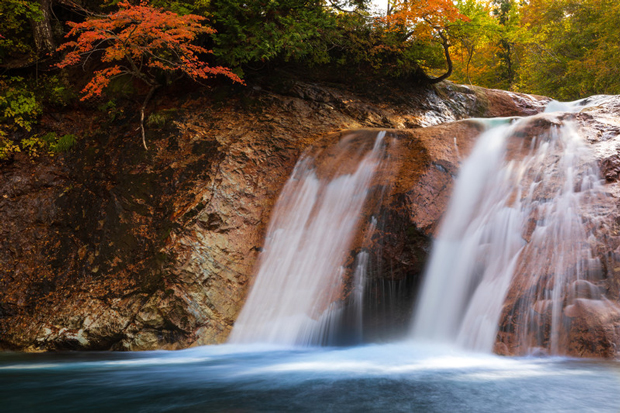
(2, 343), (619, 412)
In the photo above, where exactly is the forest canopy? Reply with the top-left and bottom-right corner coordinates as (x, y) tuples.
(1, 0), (619, 158)
(449, 0), (620, 100)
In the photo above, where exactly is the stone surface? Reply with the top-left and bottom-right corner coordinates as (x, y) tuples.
(0, 79), (549, 351)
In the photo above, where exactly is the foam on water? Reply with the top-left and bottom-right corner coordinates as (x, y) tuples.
(2, 343), (619, 413)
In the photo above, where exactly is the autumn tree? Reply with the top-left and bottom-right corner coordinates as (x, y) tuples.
(382, 0), (468, 83)
(448, 0), (497, 85)
(447, 0), (520, 90)
(490, 0), (520, 87)
(516, 0), (620, 99)
(57, 1), (243, 149)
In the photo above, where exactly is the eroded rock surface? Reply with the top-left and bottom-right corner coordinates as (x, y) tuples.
(0, 80), (548, 351)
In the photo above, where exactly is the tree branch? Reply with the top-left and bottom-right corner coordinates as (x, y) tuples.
(140, 85), (159, 150)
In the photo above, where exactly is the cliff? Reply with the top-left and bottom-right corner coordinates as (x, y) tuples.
(0, 79), (555, 351)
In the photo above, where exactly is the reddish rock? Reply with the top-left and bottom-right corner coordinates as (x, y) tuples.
(0, 80), (551, 351)
(599, 154), (620, 182)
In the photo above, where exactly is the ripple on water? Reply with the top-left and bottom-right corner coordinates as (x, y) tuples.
(1, 344), (619, 413)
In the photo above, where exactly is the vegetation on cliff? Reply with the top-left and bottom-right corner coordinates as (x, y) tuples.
(55, 2), (244, 149)
(1, 0), (619, 157)
(0, 0), (466, 158)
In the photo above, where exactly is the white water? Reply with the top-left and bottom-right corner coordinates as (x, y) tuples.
(3, 343), (620, 413)
(229, 132), (387, 345)
(229, 97), (613, 354)
(411, 117), (607, 354)
(410, 121), (523, 350)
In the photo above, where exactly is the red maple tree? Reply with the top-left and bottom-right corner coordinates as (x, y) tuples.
(57, 1), (243, 149)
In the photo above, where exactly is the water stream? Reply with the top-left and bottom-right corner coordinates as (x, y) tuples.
(2, 344), (619, 412)
(229, 132), (388, 345)
(410, 117), (610, 355)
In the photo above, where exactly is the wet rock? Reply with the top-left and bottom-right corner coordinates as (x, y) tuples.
(569, 280), (603, 300)
(473, 86), (550, 118)
(599, 154), (620, 182)
(533, 300), (552, 315)
(0, 81), (552, 351)
(564, 299), (620, 358)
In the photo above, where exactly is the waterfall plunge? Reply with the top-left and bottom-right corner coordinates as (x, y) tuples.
(411, 118), (608, 355)
(229, 132), (388, 345)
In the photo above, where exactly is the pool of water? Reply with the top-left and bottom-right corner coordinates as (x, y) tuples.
(1, 343), (619, 412)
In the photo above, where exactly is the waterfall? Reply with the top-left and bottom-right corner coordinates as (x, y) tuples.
(229, 97), (614, 355)
(229, 132), (388, 345)
(410, 116), (608, 355)
(410, 120), (520, 351)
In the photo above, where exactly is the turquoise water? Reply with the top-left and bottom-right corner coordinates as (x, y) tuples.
(2, 343), (619, 412)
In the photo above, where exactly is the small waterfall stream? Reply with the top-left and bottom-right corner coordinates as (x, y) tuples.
(410, 114), (610, 355)
(229, 132), (388, 345)
(410, 120), (524, 351)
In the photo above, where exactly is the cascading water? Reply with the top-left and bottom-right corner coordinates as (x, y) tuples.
(229, 132), (389, 345)
(410, 113), (611, 355)
(229, 95), (617, 355)
(5, 103), (620, 413)
(410, 120), (523, 351)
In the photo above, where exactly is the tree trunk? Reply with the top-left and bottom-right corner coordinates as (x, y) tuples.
(140, 85), (160, 150)
(31, 0), (56, 56)
(426, 31), (453, 85)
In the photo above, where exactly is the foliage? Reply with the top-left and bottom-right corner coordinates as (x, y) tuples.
(0, 134), (20, 160)
(383, 0), (468, 41)
(515, 0), (620, 100)
(0, 129), (77, 160)
(37, 74), (77, 107)
(57, 1), (243, 100)
(0, 74), (76, 160)
(449, 0), (497, 85)
(318, 12), (418, 77)
(98, 99), (125, 121)
(18, 132), (77, 157)
(0, 77), (42, 132)
(208, 0), (337, 70)
(56, 1), (244, 149)
(380, 0), (469, 81)
(490, 0), (521, 87)
(448, 0), (620, 98)
(146, 111), (171, 128)
(2, 0), (618, 156)
(43, 132), (77, 153)
(0, 0), (42, 64)
(450, 0), (523, 90)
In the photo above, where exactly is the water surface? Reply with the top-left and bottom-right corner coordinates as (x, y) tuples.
(2, 344), (619, 412)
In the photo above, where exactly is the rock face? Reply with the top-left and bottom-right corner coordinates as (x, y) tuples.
(0, 79), (549, 351)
